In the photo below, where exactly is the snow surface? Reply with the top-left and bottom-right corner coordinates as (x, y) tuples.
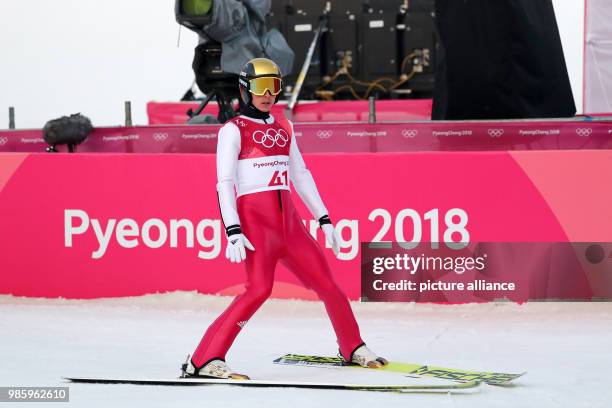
(1, 292), (611, 407)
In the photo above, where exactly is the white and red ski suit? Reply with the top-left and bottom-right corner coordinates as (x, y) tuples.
(191, 114), (364, 370)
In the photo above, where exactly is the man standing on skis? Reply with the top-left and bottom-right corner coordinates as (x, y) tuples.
(183, 57), (386, 379)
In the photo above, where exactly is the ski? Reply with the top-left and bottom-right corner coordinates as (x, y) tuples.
(64, 376), (481, 393)
(273, 354), (526, 385)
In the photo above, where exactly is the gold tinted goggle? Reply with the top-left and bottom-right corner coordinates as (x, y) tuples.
(249, 77), (282, 96)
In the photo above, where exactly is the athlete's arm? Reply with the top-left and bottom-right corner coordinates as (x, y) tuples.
(288, 122), (329, 220)
(216, 122), (241, 230)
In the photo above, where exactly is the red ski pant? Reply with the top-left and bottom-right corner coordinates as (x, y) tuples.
(192, 190), (363, 368)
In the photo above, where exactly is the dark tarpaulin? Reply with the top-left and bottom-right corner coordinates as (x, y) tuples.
(432, 0), (576, 120)
(201, 0), (294, 76)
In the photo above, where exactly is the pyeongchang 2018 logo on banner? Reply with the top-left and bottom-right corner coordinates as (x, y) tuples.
(103, 135), (139, 142)
(576, 128), (593, 137)
(401, 129), (418, 138)
(317, 130), (333, 140)
(20, 138), (45, 144)
(182, 133), (216, 140)
(0, 137), (8, 146)
(64, 209), (222, 260)
(153, 133), (169, 142)
(488, 129), (504, 138)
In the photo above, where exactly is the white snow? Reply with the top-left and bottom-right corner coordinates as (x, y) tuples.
(1, 292), (611, 407)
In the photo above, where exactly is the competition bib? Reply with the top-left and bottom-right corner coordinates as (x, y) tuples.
(229, 116), (292, 197)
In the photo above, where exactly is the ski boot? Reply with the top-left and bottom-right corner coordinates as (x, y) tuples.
(347, 344), (388, 369)
(180, 355), (250, 380)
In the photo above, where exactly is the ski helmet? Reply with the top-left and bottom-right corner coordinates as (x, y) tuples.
(239, 58), (283, 106)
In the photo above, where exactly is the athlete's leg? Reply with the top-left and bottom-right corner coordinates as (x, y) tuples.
(279, 194), (363, 361)
(191, 193), (283, 368)
(191, 253), (276, 368)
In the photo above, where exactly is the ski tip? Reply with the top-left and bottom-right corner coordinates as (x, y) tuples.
(275, 354), (527, 386)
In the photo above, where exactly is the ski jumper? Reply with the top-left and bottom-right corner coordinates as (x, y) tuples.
(191, 114), (364, 369)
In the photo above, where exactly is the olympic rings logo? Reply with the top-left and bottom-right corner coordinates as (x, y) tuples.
(153, 133), (169, 142)
(0, 137), (7, 145)
(317, 130), (333, 139)
(576, 128), (593, 137)
(253, 128), (289, 148)
(401, 129), (418, 138)
(488, 129), (504, 138)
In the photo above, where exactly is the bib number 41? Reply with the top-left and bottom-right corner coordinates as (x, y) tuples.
(269, 170), (289, 187)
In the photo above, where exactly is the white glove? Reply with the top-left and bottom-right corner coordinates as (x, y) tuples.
(225, 233), (255, 263)
(321, 224), (340, 256)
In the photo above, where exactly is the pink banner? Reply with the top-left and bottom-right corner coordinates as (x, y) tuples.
(1, 151), (611, 302)
(146, 99), (433, 125)
(1, 119), (611, 153)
